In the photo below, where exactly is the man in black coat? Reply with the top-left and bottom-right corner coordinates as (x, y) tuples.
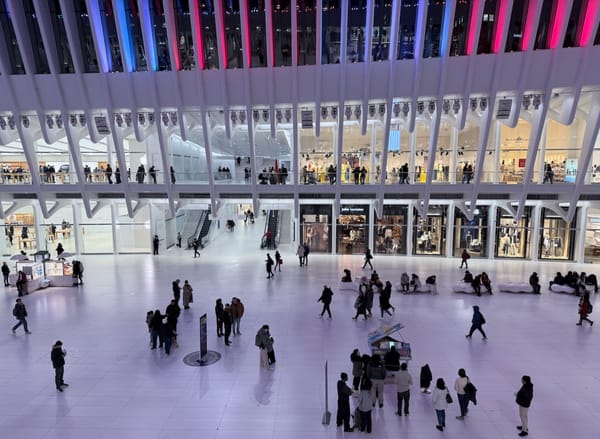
(222, 303), (232, 346)
(336, 372), (353, 432)
(318, 285), (334, 318)
(11, 298), (31, 334)
(51, 340), (68, 391)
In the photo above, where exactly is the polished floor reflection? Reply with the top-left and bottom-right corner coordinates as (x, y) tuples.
(0, 218), (597, 438)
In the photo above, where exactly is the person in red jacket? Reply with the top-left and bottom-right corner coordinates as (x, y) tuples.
(577, 292), (594, 326)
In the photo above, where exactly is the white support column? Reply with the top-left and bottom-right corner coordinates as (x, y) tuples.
(32, 202), (43, 252)
(370, 123), (376, 184)
(576, 205), (588, 264)
(409, 130), (416, 184)
(446, 202), (455, 258)
(72, 203), (81, 255)
(406, 202), (414, 256)
(536, 122), (548, 184)
(315, 0), (323, 137)
(530, 203), (542, 262)
(110, 202), (119, 254)
(450, 127), (458, 184)
(487, 203), (497, 259)
(493, 121), (501, 183)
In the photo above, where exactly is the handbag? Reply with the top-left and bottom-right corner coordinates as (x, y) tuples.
(445, 390), (453, 404)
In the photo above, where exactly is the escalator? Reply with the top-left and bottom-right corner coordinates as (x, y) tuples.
(260, 210), (280, 249)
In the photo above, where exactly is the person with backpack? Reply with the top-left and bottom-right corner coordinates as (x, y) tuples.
(11, 298), (31, 334)
(255, 324), (275, 368)
(265, 253), (275, 279)
(318, 285), (334, 318)
(465, 305), (487, 340)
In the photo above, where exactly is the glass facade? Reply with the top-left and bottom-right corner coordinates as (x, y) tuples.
(413, 206), (447, 256)
(98, 0), (124, 72)
(371, 0), (392, 61)
(374, 205), (407, 255)
(300, 204), (332, 253)
(495, 206), (531, 258)
(297, 0), (316, 66)
(149, 0), (170, 71)
(423, 0), (444, 58)
(539, 208), (576, 260)
(222, 0), (243, 68)
(346, 0), (366, 63)
(248, 0), (267, 67)
(397, 0), (418, 59)
(22, 0), (50, 74)
(272, 0), (291, 67)
(477, 0), (497, 54)
(453, 206), (489, 258)
(337, 204), (369, 254)
(534, 0), (554, 50)
(321, 0), (341, 64)
(173, 0), (195, 70)
(49, 0), (74, 73)
(73, 0), (99, 73)
(505, 0), (528, 52)
(199, 0), (219, 69)
(0, 0), (26, 73)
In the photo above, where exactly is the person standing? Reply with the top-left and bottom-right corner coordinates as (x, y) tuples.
(177, 232), (182, 248)
(362, 248), (374, 270)
(367, 354), (386, 408)
(577, 291), (594, 326)
(182, 280), (193, 310)
(51, 340), (68, 392)
(454, 368), (470, 420)
(379, 281), (395, 318)
(336, 372), (354, 432)
(153, 235), (159, 255)
(222, 303), (232, 346)
(1, 261), (9, 286)
(296, 244), (305, 266)
(215, 299), (224, 337)
(160, 319), (175, 355)
(303, 243), (310, 266)
(16, 270), (27, 296)
(432, 378), (450, 431)
(420, 363), (433, 393)
(395, 362), (413, 416)
(105, 164), (113, 183)
(318, 285), (334, 318)
(255, 324), (275, 368)
(265, 253), (275, 279)
(465, 305), (487, 340)
(357, 378), (374, 433)
(515, 375), (534, 437)
(11, 298), (31, 334)
(192, 239), (200, 258)
(165, 299), (181, 344)
(172, 279), (181, 303)
(274, 250), (282, 272)
(230, 297), (245, 335)
(170, 165), (176, 184)
(351, 349), (364, 391)
(460, 248), (470, 268)
(149, 309), (163, 349)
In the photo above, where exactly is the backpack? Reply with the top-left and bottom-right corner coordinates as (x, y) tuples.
(255, 332), (263, 348)
(12, 306), (18, 317)
(588, 303), (593, 314)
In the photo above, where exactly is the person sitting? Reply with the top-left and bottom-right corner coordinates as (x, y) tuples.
(550, 271), (565, 288)
(471, 274), (482, 296)
(400, 272), (410, 292)
(384, 345), (401, 372)
(410, 273), (421, 292)
(341, 269), (353, 283)
(481, 272), (492, 294)
(226, 219), (236, 231)
(584, 273), (599, 293)
(529, 272), (541, 294)
(463, 270), (473, 283)
(426, 275), (436, 285)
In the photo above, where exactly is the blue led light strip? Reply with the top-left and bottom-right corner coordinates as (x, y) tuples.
(114, 0), (136, 71)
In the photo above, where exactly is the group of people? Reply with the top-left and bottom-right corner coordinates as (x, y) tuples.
(399, 272), (438, 293)
(215, 297), (245, 346)
(550, 270), (598, 294)
(339, 351), (533, 436)
(353, 272), (395, 320)
(258, 165), (288, 185)
(296, 243), (310, 266)
(461, 270), (493, 296)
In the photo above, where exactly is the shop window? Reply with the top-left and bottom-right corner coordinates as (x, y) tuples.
(73, 0), (99, 73)
(297, 0), (315, 65)
(337, 205), (369, 255)
(495, 206), (531, 258)
(0, 0), (26, 74)
(43, 207), (75, 254)
(413, 206), (447, 256)
(199, 0), (219, 69)
(300, 204), (332, 253)
(453, 206), (488, 258)
(397, 0), (418, 59)
(79, 204), (113, 254)
(539, 208), (576, 260)
(374, 206), (407, 255)
(321, 0), (341, 64)
(5, 208), (37, 253)
(584, 208), (600, 263)
(505, 0), (528, 52)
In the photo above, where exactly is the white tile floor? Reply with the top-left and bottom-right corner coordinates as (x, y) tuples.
(1, 216), (598, 439)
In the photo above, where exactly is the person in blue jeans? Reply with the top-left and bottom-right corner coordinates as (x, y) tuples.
(11, 298), (31, 334)
(358, 378), (374, 433)
(432, 378), (450, 431)
(454, 368), (470, 419)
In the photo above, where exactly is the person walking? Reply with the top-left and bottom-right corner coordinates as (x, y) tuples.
(182, 280), (193, 310)
(172, 279), (181, 302)
(577, 291), (594, 326)
(318, 285), (334, 318)
(153, 235), (159, 255)
(177, 232), (182, 248)
(51, 340), (68, 392)
(395, 362), (413, 416)
(274, 250), (282, 272)
(515, 375), (534, 437)
(303, 243), (310, 266)
(2, 261), (10, 286)
(160, 320), (175, 355)
(352, 290), (369, 320)
(367, 354), (386, 408)
(336, 372), (354, 432)
(351, 349), (364, 391)
(460, 248), (470, 268)
(296, 244), (305, 267)
(265, 253), (275, 279)
(165, 299), (181, 345)
(357, 378), (374, 433)
(432, 378), (450, 431)
(192, 239), (200, 258)
(215, 299), (224, 337)
(222, 303), (232, 346)
(465, 305), (487, 340)
(379, 281), (395, 318)
(362, 248), (374, 270)
(11, 298), (31, 334)
(454, 368), (470, 420)
(230, 297), (245, 335)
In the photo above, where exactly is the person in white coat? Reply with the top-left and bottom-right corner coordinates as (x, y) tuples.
(432, 378), (450, 431)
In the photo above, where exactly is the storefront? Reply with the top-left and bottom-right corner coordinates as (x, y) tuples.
(584, 208), (600, 263)
(337, 204), (370, 254)
(374, 205), (408, 255)
(538, 208), (576, 260)
(495, 206), (532, 258)
(413, 205), (447, 256)
(453, 206), (489, 258)
(299, 204), (332, 253)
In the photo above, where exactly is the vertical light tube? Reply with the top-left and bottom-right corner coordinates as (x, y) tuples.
(548, 0), (568, 48)
(466, 0), (481, 55)
(492, 0), (510, 53)
(114, 0), (136, 71)
(521, 0), (539, 51)
(87, 0), (110, 72)
(578, 0), (599, 46)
